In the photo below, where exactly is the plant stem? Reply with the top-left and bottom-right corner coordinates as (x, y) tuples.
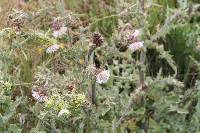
(88, 79), (96, 105)
(87, 48), (96, 105)
(139, 0), (146, 85)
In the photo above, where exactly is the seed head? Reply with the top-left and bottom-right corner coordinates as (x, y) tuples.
(67, 84), (76, 93)
(92, 33), (104, 47)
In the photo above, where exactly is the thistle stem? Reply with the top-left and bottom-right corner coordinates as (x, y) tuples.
(87, 48), (96, 105)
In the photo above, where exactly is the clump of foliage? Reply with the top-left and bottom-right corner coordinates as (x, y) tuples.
(0, 0), (200, 132)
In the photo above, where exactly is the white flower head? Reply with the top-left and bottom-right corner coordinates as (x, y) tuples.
(32, 91), (48, 102)
(58, 109), (70, 117)
(132, 29), (141, 38)
(53, 26), (67, 38)
(128, 41), (144, 52)
(96, 70), (110, 84)
(46, 44), (60, 54)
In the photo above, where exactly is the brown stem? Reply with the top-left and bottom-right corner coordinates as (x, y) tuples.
(88, 79), (96, 105)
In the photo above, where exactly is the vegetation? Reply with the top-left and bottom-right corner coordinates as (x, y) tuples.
(0, 0), (200, 132)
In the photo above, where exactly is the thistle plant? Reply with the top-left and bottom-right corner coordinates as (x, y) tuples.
(0, 0), (200, 132)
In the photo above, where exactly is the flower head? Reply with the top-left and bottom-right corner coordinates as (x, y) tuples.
(92, 33), (103, 47)
(46, 44), (60, 54)
(67, 84), (76, 93)
(53, 26), (67, 38)
(52, 19), (63, 30)
(128, 29), (141, 43)
(52, 18), (67, 38)
(32, 90), (48, 102)
(128, 41), (144, 52)
(58, 109), (70, 117)
(96, 70), (110, 84)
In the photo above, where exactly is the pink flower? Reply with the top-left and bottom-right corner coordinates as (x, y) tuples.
(96, 70), (110, 84)
(52, 18), (67, 38)
(32, 91), (48, 102)
(53, 26), (67, 38)
(46, 44), (60, 54)
(128, 41), (144, 52)
(128, 29), (141, 43)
